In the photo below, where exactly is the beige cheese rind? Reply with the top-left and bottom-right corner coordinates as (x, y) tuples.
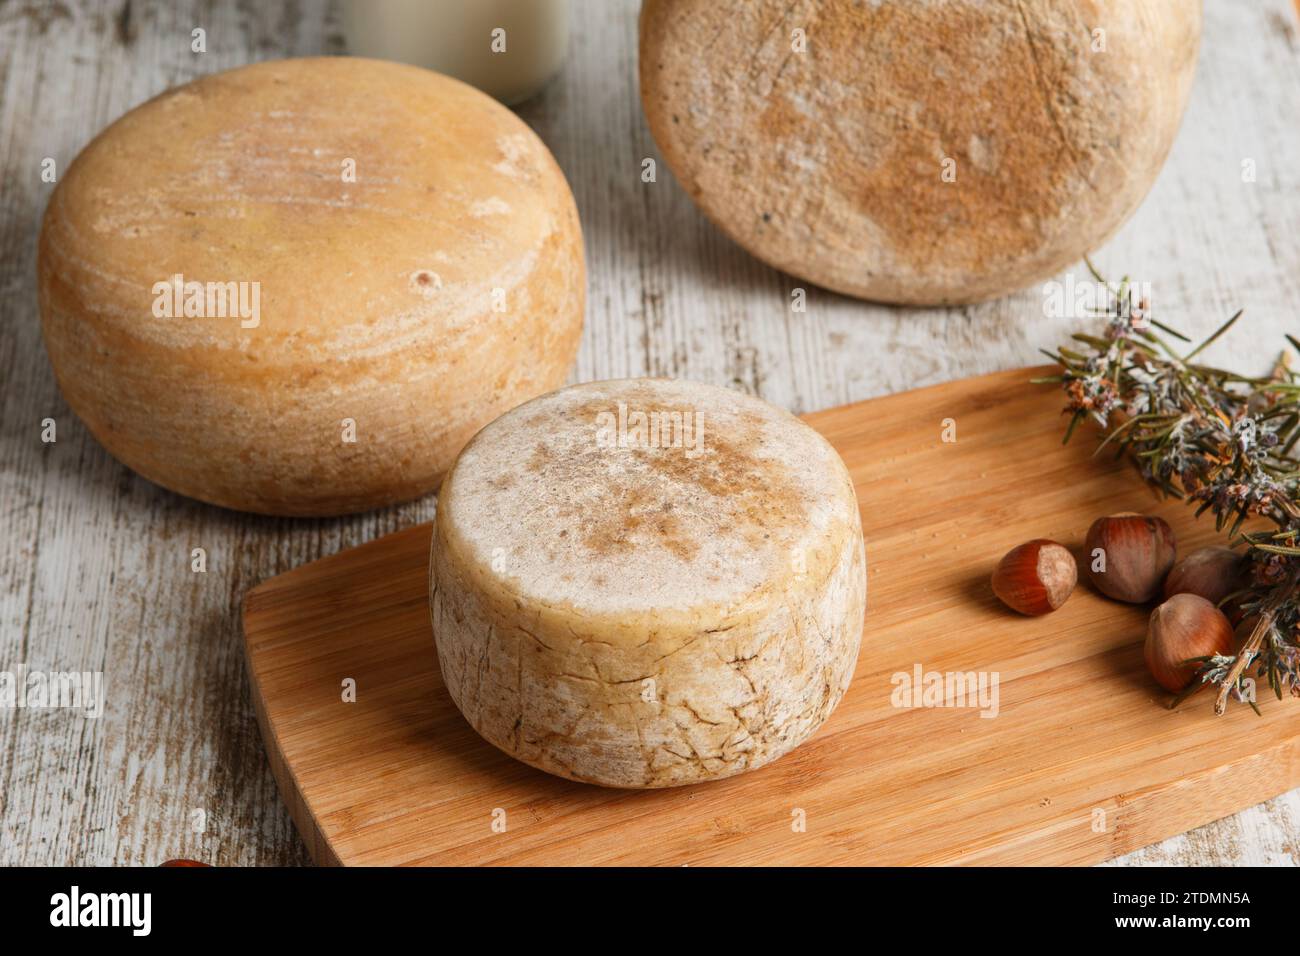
(37, 57), (584, 516)
(430, 379), (867, 788)
(432, 517), (864, 788)
(639, 0), (1200, 305)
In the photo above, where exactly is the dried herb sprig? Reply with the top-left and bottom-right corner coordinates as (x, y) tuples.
(1036, 259), (1300, 713)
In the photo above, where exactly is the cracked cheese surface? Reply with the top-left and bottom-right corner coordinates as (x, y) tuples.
(431, 378), (866, 788)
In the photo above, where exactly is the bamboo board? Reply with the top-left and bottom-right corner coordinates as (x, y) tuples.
(241, 366), (1300, 866)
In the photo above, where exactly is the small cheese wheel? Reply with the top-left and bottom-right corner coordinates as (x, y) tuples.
(431, 378), (866, 788)
(639, 0), (1200, 305)
(38, 57), (584, 515)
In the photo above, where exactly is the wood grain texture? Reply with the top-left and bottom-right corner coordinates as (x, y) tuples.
(2, 0), (1298, 866)
(243, 367), (1300, 866)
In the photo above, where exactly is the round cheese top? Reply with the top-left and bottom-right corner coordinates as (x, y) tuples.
(437, 378), (859, 623)
(639, 0), (1200, 304)
(46, 56), (571, 359)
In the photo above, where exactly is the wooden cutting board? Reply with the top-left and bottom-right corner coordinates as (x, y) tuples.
(241, 366), (1300, 866)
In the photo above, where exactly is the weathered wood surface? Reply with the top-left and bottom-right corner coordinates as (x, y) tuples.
(1, 0), (1298, 866)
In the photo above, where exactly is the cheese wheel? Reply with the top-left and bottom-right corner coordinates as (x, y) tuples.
(431, 378), (866, 788)
(38, 57), (584, 516)
(639, 0), (1200, 305)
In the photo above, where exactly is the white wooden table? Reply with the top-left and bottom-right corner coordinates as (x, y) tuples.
(2, 0), (1298, 866)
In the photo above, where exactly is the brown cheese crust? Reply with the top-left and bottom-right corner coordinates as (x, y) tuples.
(639, 0), (1200, 305)
(38, 57), (584, 515)
(431, 378), (867, 788)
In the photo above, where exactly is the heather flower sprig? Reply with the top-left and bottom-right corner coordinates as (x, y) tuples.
(1036, 260), (1300, 714)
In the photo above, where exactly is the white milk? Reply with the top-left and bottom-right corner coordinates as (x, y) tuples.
(342, 0), (570, 105)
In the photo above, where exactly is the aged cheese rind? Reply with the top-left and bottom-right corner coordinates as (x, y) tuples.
(431, 379), (866, 788)
(38, 57), (584, 515)
(639, 0), (1200, 305)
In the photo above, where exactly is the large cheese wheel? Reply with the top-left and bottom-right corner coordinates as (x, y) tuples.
(639, 0), (1200, 305)
(38, 57), (584, 516)
(431, 378), (866, 788)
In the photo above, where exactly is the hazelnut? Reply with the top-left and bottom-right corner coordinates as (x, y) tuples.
(992, 539), (1077, 616)
(1085, 513), (1176, 603)
(1163, 545), (1245, 607)
(1145, 593), (1235, 693)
